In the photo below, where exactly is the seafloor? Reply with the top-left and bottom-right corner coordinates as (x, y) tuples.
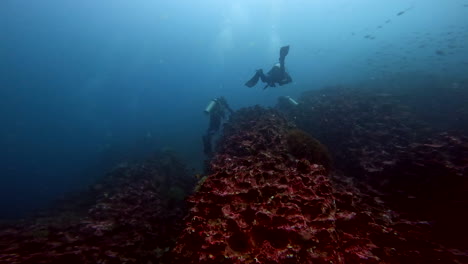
(1, 78), (467, 263)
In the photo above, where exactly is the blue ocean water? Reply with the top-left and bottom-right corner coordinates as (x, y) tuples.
(0, 0), (467, 219)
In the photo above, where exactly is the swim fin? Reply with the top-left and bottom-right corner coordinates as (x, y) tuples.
(245, 70), (261, 87)
(279, 45), (290, 60)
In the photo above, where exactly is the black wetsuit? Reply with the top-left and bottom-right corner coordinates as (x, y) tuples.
(207, 106), (224, 134)
(245, 45), (293, 89)
(203, 98), (233, 155)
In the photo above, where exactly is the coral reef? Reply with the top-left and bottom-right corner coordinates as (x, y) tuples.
(171, 106), (468, 263)
(281, 85), (468, 254)
(381, 133), (468, 247)
(0, 152), (196, 264)
(285, 129), (332, 172)
(171, 107), (341, 263)
(2, 81), (467, 263)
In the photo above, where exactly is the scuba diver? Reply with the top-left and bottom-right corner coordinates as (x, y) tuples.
(276, 95), (300, 119)
(245, 45), (293, 89)
(202, 97), (234, 156)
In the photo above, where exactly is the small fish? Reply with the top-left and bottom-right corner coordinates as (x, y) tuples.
(385, 19), (391, 23)
(397, 6), (413, 16)
(435, 50), (446, 56)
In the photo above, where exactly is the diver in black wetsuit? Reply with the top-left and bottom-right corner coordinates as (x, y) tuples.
(202, 97), (234, 156)
(245, 45), (292, 89)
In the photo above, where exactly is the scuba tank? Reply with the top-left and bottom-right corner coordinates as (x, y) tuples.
(204, 99), (218, 114)
(285, 96), (299, 106)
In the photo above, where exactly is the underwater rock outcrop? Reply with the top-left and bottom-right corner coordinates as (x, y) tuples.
(280, 85), (468, 257)
(285, 129), (332, 172)
(2, 83), (467, 263)
(0, 152), (196, 264)
(172, 106), (467, 263)
(381, 133), (468, 247)
(171, 107), (341, 263)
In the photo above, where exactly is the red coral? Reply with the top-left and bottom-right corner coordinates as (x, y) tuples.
(277, 86), (468, 261)
(171, 108), (348, 263)
(171, 107), (468, 263)
(0, 153), (196, 264)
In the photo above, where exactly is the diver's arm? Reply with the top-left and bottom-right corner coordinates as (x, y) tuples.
(224, 103), (234, 114)
(278, 72), (292, 85)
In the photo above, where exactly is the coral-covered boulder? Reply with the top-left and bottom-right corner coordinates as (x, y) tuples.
(285, 129), (332, 172)
(171, 106), (468, 263)
(171, 107), (340, 263)
(278, 85), (468, 260)
(0, 152), (196, 264)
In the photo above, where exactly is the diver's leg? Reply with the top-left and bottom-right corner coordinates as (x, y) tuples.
(279, 45), (290, 71)
(257, 69), (267, 83)
(245, 70), (260, 87)
(245, 69), (265, 87)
